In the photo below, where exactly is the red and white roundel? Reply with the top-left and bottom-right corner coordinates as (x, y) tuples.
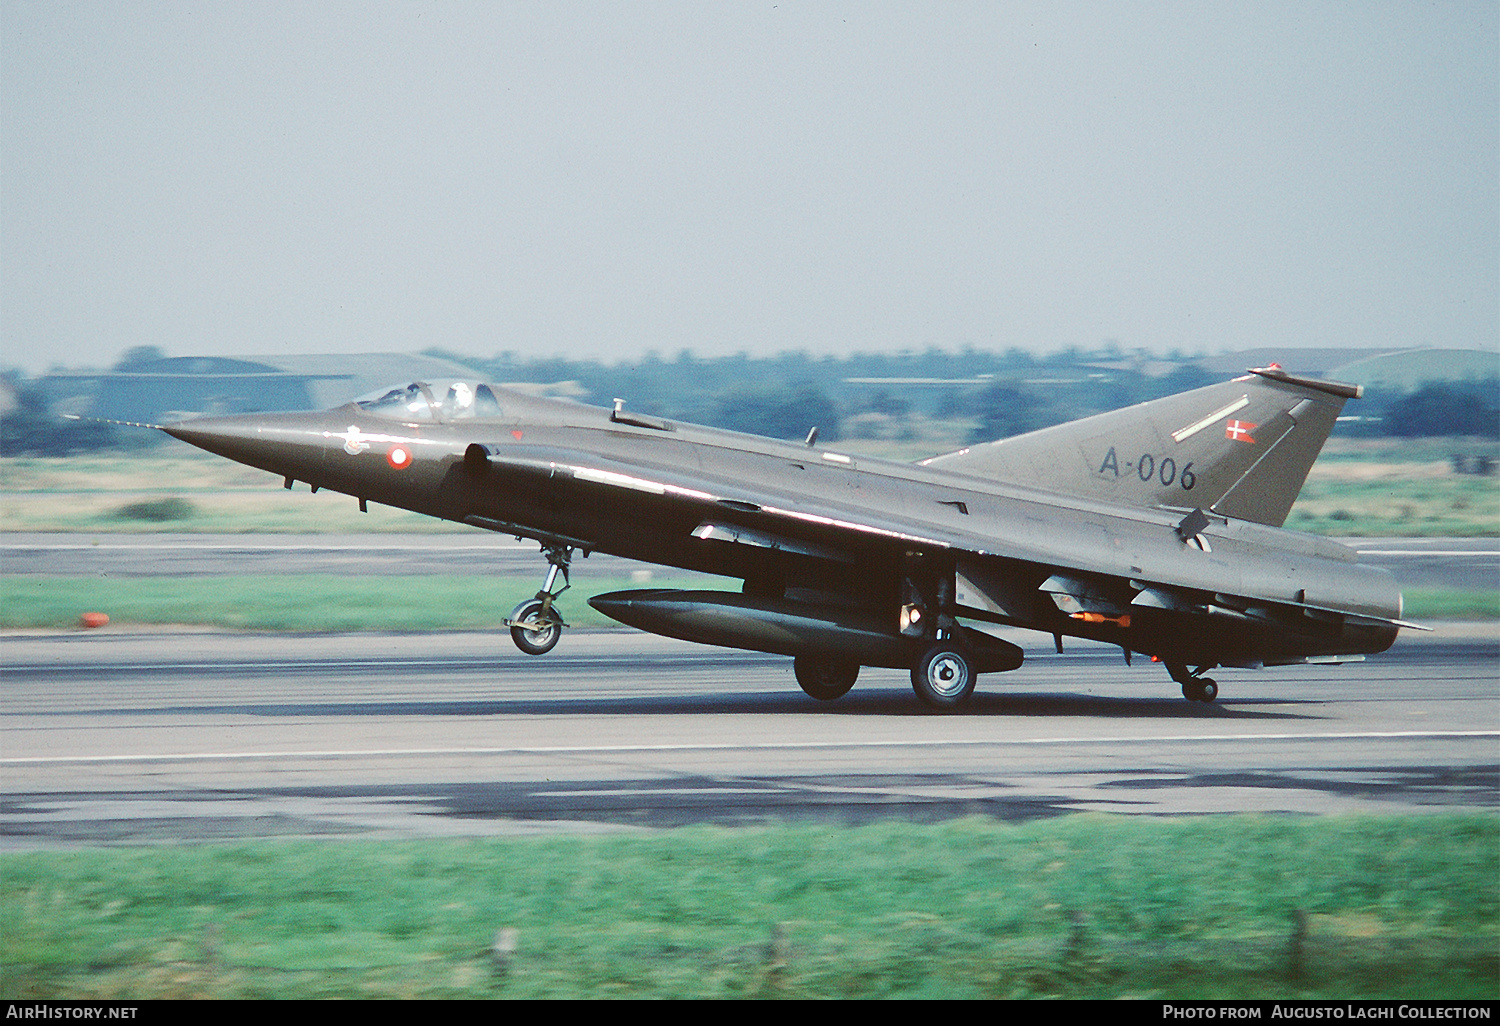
(386, 444), (413, 470)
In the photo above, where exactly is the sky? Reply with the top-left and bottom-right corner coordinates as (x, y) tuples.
(2, 1), (1496, 375)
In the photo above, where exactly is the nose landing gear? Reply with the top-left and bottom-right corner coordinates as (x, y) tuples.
(507, 544), (574, 655)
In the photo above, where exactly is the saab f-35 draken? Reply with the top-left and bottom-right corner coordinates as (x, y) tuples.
(138, 366), (1420, 709)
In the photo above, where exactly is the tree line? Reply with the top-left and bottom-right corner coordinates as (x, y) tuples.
(3, 346), (1495, 456)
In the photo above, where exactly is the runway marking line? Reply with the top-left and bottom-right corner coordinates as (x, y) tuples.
(4, 730), (1495, 765)
(1356, 549), (1500, 557)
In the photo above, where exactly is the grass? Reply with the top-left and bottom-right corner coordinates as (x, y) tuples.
(1284, 437), (1500, 537)
(0, 449), (466, 534)
(0, 574), (720, 632)
(2, 816), (1493, 999)
(2, 576), (1491, 632)
(1400, 589), (1500, 621)
(1287, 472), (1498, 538)
(111, 496), (198, 522)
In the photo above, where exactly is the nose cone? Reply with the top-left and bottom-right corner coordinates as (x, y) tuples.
(163, 411), (334, 480)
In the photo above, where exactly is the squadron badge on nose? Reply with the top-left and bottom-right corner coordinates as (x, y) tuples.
(322, 425), (371, 455)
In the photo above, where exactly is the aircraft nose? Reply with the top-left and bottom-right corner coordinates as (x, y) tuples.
(163, 412), (335, 480)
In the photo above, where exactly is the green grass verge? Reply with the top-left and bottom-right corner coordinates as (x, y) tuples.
(1286, 476), (1499, 537)
(2, 816), (1494, 999)
(0, 574), (722, 632)
(3, 576), (1493, 632)
(1402, 589), (1500, 621)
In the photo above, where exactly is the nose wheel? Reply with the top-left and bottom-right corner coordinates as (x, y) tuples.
(508, 598), (563, 655)
(506, 544), (573, 655)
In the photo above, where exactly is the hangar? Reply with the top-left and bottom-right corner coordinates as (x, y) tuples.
(41, 352), (485, 425)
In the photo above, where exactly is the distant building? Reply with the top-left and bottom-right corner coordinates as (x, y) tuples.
(41, 352), (485, 424)
(1318, 348), (1498, 391)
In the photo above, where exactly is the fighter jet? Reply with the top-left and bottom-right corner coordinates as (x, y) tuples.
(145, 366), (1419, 709)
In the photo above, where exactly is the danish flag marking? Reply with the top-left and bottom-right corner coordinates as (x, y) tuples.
(1225, 420), (1257, 444)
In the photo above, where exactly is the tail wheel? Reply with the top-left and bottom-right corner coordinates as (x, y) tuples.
(509, 599), (562, 655)
(911, 644), (976, 711)
(793, 655), (860, 701)
(1182, 677), (1219, 703)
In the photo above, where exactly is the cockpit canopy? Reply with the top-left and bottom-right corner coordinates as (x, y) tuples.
(353, 381), (504, 422)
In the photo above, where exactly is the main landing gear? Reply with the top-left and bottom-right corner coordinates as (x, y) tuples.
(1165, 660), (1219, 703)
(507, 544), (573, 655)
(903, 562), (977, 712)
(790, 642), (977, 710)
(793, 655), (860, 701)
(911, 642), (976, 711)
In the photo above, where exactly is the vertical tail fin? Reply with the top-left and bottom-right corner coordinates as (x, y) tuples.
(921, 368), (1360, 527)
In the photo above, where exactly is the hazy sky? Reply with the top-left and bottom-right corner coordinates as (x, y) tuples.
(3, 2), (1496, 374)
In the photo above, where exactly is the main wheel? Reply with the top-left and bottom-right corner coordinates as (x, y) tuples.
(911, 645), (976, 711)
(509, 599), (561, 655)
(793, 655), (860, 701)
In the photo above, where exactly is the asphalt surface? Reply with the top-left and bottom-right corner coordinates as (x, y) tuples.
(4, 533), (1497, 591)
(2, 625), (1495, 847)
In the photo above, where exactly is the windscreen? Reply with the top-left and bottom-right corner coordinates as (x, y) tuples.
(353, 382), (503, 421)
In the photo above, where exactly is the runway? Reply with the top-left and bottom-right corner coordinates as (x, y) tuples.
(3, 625), (1495, 847)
